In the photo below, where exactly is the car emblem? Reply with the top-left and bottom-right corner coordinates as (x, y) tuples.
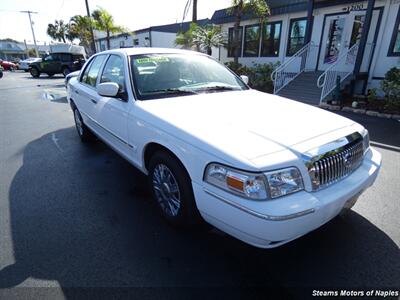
(343, 152), (352, 168)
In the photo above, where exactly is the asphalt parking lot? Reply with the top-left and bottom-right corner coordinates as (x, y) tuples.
(0, 71), (399, 299)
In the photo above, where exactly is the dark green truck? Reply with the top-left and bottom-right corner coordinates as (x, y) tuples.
(29, 52), (85, 78)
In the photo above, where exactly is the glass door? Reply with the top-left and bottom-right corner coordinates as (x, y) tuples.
(319, 15), (348, 70)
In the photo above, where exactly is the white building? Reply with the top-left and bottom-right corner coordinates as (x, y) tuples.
(94, 19), (210, 52)
(212, 0), (400, 104)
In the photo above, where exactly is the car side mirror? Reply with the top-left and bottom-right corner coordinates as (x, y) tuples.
(97, 82), (120, 97)
(240, 75), (249, 85)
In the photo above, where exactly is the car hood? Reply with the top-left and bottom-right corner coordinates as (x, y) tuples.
(136, 89), (356, 164)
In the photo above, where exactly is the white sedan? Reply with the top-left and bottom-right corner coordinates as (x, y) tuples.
(67, 48), (381, 248)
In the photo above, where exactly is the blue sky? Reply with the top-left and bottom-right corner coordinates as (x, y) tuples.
(0, 0), (232, 44)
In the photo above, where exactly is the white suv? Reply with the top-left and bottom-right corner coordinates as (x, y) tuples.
(67, 48), (381, 248)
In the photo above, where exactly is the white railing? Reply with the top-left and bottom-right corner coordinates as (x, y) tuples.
(317, 43), (360, 103)
(271, 42), (318, 94)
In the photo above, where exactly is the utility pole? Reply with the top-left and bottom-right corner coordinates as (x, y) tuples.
(84, 0), (96, 54)
(192, 0), (197, 24)
(20, 10), (39, 57)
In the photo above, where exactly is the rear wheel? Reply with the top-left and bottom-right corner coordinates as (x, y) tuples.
(30, 67), (40, 78)
(148, 151), (201, 226)
(73, 108), (95, 143)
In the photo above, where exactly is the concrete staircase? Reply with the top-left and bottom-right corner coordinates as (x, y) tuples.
(277, 71), (323, 106)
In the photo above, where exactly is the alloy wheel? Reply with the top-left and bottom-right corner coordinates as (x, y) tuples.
(152, 164), (181, 217)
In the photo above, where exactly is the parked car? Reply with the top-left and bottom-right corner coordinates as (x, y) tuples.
(0, 59), (17, 71)
(29, 52), (85, 78)
(64, 70), (80, 87)
(67, 48), (381, 248)
(19, 57), (41, 72)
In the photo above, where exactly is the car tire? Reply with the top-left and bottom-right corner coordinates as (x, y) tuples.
(62, 67), (71, 77)
(30, 67), (40, 78)
(148, 151), (202, 227)
(73, 108), (95, 143)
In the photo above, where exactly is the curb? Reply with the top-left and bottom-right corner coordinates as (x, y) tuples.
(319, 104), (400, 120)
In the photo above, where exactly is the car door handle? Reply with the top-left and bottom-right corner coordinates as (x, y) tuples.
(74, 90), (79, 94)
(91, 99), (98, 104)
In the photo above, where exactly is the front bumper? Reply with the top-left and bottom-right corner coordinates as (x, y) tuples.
(193, 147), (381, 248)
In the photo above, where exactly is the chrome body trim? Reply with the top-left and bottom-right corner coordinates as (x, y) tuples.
(203, 188), (315, 221)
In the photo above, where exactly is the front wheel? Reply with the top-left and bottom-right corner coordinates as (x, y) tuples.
(30, 67), (40, 78)
(148, 151), (201, 226)
(62, 67), (71, 77)
(73, 108), (95, 143)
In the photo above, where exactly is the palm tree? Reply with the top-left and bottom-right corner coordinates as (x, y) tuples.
(175, 22), (199, 49)
(69, 15), (93, 53)
(192, 25), (225, 55)
(47, 20), (69, 43)
(228, 0), (270, 64)
(92, 8), (126, 50)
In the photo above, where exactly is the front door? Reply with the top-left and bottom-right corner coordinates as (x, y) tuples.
(318, 10), (380, 71)
(93, 54), (131, 157)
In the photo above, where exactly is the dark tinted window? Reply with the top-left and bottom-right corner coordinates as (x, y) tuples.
(287, 19), (307, 56)
(389, 8), (400, 56)
(261, 22), (281, 57)
(100, 55), (126, 92)
(52, 53), (61, 61)
(60, 53), (72, 62)
(228, 27), (243, 57)
(81, 55), (106, 87)
(243, 24), (260, 57)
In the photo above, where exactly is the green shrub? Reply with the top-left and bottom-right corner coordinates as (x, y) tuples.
(381, 67), (400, 113)
(225, 61), (278, 93)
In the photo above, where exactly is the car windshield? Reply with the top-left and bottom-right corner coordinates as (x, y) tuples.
(130, 53), (248, 100)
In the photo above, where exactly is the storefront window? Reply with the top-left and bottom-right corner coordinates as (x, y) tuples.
(228, 27), (243, 57)
(243, 24), (260, 57)
(261, 22), (281, 57)
(287, 18), (307, 56)
(389, 9), (400, 56)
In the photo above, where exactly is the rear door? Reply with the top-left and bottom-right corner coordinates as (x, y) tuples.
(93, 54), (132, 157)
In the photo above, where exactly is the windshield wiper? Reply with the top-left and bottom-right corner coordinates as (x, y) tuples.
(196, 85), (240, 92)
(142, 88), (198, 95)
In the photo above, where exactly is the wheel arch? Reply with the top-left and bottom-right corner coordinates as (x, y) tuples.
(143, 142), (191, 180)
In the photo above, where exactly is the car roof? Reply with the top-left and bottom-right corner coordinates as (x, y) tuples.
(94, 47), (206, 57)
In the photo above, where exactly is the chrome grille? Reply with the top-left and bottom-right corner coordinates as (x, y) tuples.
(308, 140), (364, 190)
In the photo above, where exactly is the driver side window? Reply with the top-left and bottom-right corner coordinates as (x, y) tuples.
(80, 55), (106, 87)
(100, 55), (126, 93)
(44, 55), (53, 61)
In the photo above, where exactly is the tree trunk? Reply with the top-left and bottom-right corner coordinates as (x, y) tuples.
(106, 31), (110, 50)
(192, 0), (198, 24)
(62, 36), (66, 43)
(233, 8), (241, 65)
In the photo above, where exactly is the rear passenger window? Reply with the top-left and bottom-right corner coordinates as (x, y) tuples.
(82, 55), (106, 87)
(100, 55), (126, 93)
(60, 53), (71, 62)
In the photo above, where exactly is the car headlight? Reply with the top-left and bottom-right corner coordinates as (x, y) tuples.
(265, 167), (304, 198)
(361, 129), (370, 152)
(204, 163), (304, 200)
